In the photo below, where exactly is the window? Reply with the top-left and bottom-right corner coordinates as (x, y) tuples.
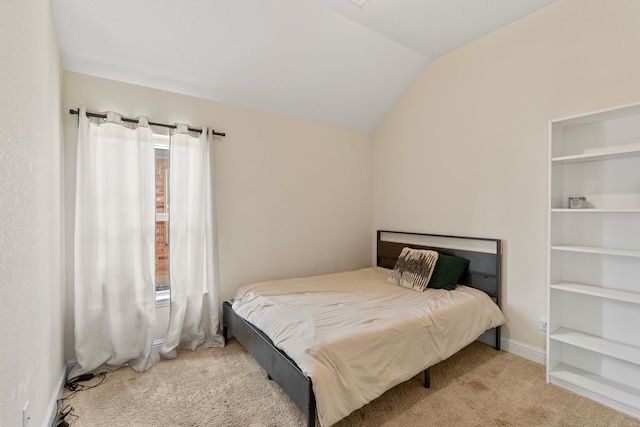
(155, 135), (170, 291)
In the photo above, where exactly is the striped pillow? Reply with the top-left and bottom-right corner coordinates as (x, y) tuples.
(388, 247), (439, 292)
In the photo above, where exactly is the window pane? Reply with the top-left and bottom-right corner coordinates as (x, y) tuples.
(156, 220), (169, 290)
(155, 145), (170, 290)
(156, 149), (169, 214)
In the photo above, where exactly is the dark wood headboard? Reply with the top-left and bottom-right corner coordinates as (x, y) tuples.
(376, 230), (502, 307)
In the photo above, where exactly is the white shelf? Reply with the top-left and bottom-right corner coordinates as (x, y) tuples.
(549, 103), (640, 417)
(550, 328), (640, 365)
(552, 147), (640, 164)
(553, 102), (640, 127)
(549, 363), (640, 410)
(551, 245), (640, 258)
(551, 208), (640, 213)
(551, 282), (640, 305)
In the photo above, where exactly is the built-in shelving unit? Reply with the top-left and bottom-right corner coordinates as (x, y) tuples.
(547, 103), (640, 419)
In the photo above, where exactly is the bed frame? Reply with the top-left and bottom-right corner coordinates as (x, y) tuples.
(222, 231), (502, 427)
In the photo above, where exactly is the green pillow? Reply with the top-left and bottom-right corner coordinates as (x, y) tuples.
(427, 253), (469, 291)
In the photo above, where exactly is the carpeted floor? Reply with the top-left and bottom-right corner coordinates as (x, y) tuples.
(60, 339), (640, 426)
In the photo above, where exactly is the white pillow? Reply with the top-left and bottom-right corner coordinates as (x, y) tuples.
(388, 247), (439, 292)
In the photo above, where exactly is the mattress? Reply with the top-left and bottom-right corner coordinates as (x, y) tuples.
(231, 267), (505, 427)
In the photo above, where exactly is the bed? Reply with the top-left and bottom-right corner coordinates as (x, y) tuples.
(222, 230), (505, 427)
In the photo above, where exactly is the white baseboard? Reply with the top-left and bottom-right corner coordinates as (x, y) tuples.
(500, 338), (546, 365)
(65, 358), (77, 377)
(44, 361), (70, 427)
(477, 331), (546, 365)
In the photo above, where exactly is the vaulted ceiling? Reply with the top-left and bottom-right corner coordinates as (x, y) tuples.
(52, 0), (556, 132)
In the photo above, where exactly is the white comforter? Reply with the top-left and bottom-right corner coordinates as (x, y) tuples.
(231, 267), (505, 427)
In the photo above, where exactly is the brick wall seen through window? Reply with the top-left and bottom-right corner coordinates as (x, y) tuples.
(155, 148), (169, 289)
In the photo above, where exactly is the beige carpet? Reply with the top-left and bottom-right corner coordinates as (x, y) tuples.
(61, 339), (640, 427)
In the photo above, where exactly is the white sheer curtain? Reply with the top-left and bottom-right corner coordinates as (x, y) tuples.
(160, 125), (224, 359)
(71, 107), (157, 376)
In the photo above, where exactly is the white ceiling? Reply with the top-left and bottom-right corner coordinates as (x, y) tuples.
(52, 0), (556, 132)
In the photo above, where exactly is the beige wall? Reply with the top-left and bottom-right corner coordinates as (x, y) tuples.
(373, 0), (640, 354)
(63, 72), (373, 357)
(0, 0), (64, 425)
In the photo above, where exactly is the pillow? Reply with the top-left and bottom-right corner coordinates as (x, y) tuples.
(388, 247), (439, 292)
(428, 253), (470, 291)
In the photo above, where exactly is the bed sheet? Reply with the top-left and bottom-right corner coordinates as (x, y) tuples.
(231, 267), (505, 427)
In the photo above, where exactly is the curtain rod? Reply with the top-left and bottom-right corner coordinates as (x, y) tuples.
(69, 109), (226, 137)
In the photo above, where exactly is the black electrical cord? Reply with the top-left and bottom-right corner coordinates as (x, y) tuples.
(55, 371), (110, 425)
(55, 404), (78, 426)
